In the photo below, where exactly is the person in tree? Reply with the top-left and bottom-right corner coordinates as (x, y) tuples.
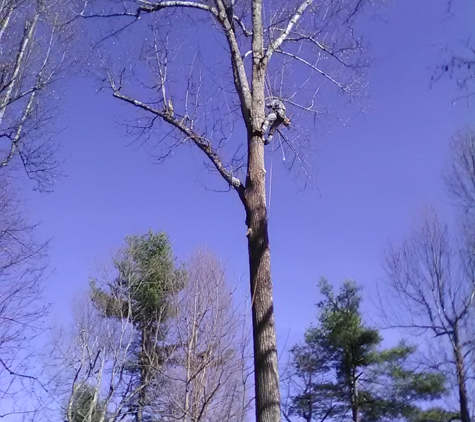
(262, 99), (291, 145)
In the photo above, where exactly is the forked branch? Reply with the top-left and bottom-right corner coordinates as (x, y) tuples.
(264, 0), (313, 62)
(278, 50), (353, 95)
(110, 87), (246, 197)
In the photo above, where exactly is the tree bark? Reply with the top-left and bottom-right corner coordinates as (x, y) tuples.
(242, 1), (282, 417)
(453, 324), (471, 422)
(244, 147), (281, 422)
(243, 67), (281, 421)
(136, 327), (148, 422)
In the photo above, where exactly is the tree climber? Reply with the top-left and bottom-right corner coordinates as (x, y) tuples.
(261, 99), (291, 145)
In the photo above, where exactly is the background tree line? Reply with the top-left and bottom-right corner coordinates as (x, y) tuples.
(52, 234), (252, 422)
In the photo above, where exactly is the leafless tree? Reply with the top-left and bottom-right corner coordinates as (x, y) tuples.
(0, 175), (48, 416)
(77, 1), (372, 420)
(0, 0), (74, 190)
(382, 145), (475, 422)
(57, 293), (141, 422)
(0, 1), (76, 415)
(383, 206), (474, 422)
(157, 248), (252, 422)
(54, 282), (177, 421)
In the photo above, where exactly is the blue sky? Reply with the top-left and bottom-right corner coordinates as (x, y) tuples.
(19, 0), (474, 352)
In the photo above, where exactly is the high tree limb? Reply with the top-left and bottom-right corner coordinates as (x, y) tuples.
(214, 0), (252, 124)
(137, 0), (218, 16)
(111, 88), (246, 197)
(264, 0), (314, 63)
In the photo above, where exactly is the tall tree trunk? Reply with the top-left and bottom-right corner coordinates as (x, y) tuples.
(307, 374), (313, 422)
(244, 166), (281, 422)
(136, 328), (148, 422)
(137, 327), (155, 422)
(453, 324), (471, 422)
(244, 1), (281, 418)
(350, 374), (359, 422)
(243, 125), (281, 421)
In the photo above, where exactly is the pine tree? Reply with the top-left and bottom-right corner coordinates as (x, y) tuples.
(284, 279), (457, 422)
(90, 230), (185, 422)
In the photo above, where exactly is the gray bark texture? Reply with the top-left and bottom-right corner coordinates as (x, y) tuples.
(453, 324), (471, 422)
(244, 2), (281, 420)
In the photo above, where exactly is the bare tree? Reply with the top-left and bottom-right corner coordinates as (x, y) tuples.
(58, 293), (144, 422)
(0, 0), (74, 190)
(0, 175), (48, 416)
(0, 1), (76, 415)
(381, 129), (475, 421)
(157, 248), (252, 422)
(382, 205), (475, 422)
(77, 1), (372, 420)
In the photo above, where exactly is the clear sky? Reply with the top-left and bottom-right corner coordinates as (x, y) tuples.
(19, 0), (474, 354)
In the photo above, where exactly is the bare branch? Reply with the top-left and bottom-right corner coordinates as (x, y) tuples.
(214, 0), (252, 120)
(277, 50), (352, 95)
(264, 0), (313, 62)
(111, 88), (246, 196)
(0, 0), (74, 189)
(0, 176), (49, 415)
(137, 0), (218, 16)
(0, 358), (48, 393)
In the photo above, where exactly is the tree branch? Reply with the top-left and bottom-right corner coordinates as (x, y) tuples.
(0, 358), (48, 393)
(277, 50), (352, 95)
(264, 0), (313, 62)
(285, 32), (361, 69)
(0, 13), (39, 123)
(137, 0), (218, 16)
(214, 0), (252, 123)
(111, 88), (246, 197)
(233, 14), (252, 37)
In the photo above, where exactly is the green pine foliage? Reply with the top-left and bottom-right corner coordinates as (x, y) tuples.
(90, 230), (185, 324)
(88, 230), (186, 421)
(285, 278), (456, 422)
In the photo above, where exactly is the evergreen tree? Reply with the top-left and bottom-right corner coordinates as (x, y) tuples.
(90, 230), (185, 422)
(284, 279), (457, 422)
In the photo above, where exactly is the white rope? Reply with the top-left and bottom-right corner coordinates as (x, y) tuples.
(278, 131), (286, 162)
(265, 74), (272, 101)
(267, 144), (274, 213)
(265, 73), (275, 215)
